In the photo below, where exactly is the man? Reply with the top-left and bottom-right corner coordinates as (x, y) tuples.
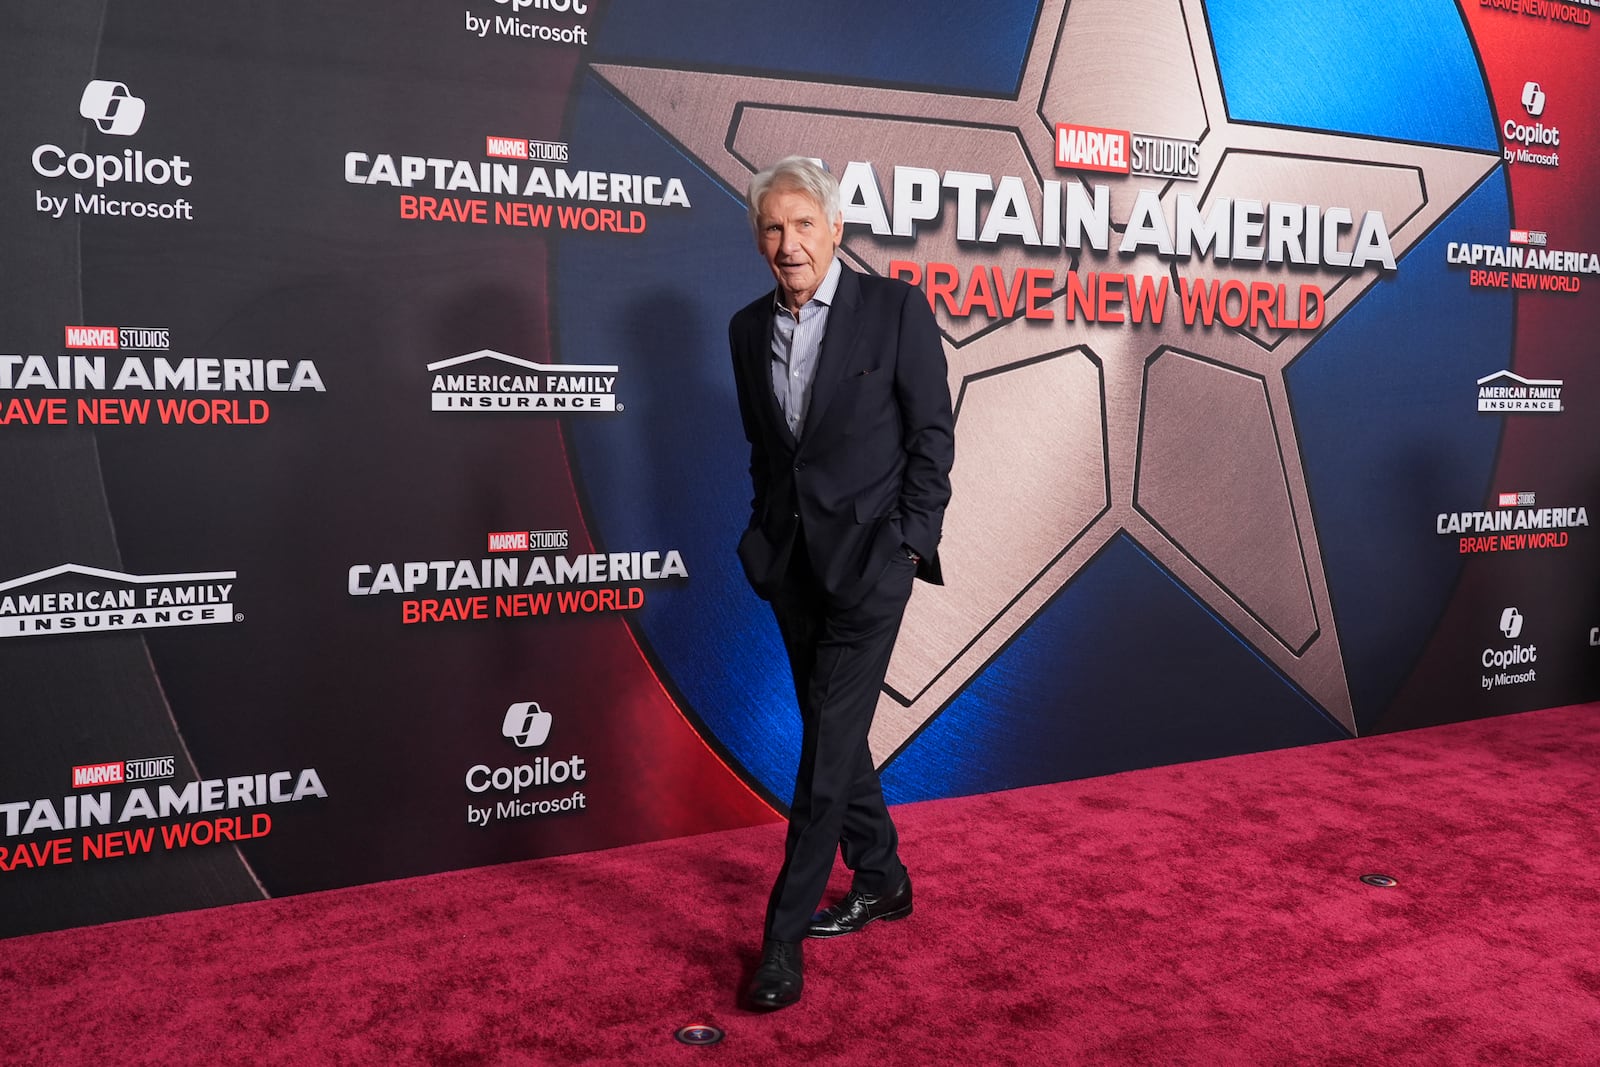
(728, 156), (955, 1011)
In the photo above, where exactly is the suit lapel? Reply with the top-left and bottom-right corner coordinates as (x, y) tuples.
(798, 262), (861, 445)
(745, 298), (796, 451)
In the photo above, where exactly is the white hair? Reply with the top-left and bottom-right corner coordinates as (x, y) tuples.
(746, 156), (841, 239)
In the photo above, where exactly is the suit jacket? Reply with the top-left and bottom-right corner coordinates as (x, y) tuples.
(730, 263), (955, 605)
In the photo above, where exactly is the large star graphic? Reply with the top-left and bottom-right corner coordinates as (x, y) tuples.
(592, 0), (1498, 763)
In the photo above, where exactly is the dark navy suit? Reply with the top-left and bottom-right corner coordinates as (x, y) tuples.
(729, 263), (954, 942)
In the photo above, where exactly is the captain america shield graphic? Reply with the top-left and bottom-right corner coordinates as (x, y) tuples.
(555, 0), (1509, 808)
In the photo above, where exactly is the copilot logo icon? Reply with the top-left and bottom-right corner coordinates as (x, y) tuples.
(79, 80), (145, 136)
(1500, 607), (1524, 639)
(1521, 82), (1546, 118)
(502, 701), (553, 748)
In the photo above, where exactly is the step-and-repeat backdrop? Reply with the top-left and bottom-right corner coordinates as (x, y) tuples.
(3, 0), (1596, 937)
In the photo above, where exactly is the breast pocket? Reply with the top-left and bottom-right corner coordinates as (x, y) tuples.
(839, 365), (893, 427)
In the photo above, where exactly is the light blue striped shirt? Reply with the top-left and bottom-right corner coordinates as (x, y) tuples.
(770, 257), (842, 437)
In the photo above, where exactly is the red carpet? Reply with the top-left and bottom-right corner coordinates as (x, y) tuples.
(4, 704), (1598, 1065)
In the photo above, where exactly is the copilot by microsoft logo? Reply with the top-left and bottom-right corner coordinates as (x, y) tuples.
(1483, 607), (1537, 691)
(464, 702), (587, 828)
(1504, 80), (1560, 167)
(32, 79), (195, 222)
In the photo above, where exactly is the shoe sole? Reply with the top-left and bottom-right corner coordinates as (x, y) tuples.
(744, 992), (802, 1011)
(805, 902), (912, 939)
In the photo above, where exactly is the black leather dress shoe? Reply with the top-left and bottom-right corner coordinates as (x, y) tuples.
(806, 877), (913, 938)
(743, 938), (803, 1011)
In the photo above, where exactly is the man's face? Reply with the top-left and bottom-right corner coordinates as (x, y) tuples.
(756, 186), (843, 311)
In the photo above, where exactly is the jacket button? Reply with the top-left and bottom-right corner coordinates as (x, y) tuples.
(793, 462), (804, 471)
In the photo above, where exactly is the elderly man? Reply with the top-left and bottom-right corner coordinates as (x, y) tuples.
(728, 156), (955, 1010)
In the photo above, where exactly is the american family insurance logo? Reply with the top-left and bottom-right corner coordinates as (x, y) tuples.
(428, 349), (618, 412)
(0, 564), (240, 637)
(1477, 370), (1563, 413)
(31, 80), (196, 222)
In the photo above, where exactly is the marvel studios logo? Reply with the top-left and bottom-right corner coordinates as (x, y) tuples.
(1509, 229), (1549, 247)
(71, 756), (176, 788)
(1053, 123), (1199, 180)
(487, 529), (570, 552)
(1498, 492), (1537, 507)
(484, 136), (569, 162)
(63, 325), (170, 350)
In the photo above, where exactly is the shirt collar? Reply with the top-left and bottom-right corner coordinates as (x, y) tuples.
(773, 255), (843, 315)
